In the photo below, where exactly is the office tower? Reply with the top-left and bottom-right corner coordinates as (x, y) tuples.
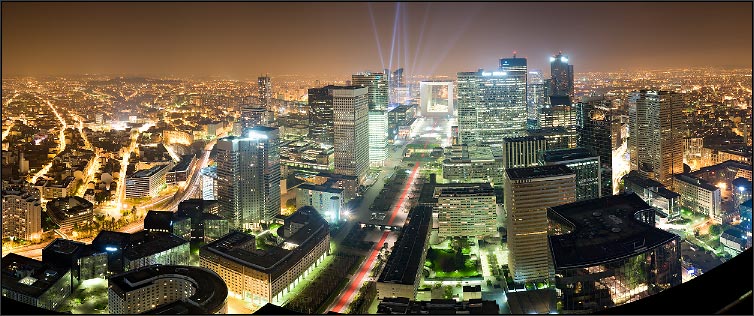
(576, 96), (617, 196)
(108, 265), (228, 314)
(457, 66), (528, 145)
(527, 70), (546, 122)
(435, 183), (497, 238)
(629, 90), (684, 188)
(368, 110), (388, 166)
(504, 165), (576, 283)
(1, 185), (42, 240)
(333, 86), (370, 184)
(308, 86), (335, 146)
(240, 106), (270, 130)
(501, 135), (547, 169)
(539, 105), (576, 129)
(200, 206), (329, 306)
(216, 126), (281, 229)
(549, 193), (681, 314)
(549, 52), (574, 101)
(392, 68), (405, 87)
(258, 75), (272, 110)
(352, 72), (389, 110)
(539, 148), (601, 201)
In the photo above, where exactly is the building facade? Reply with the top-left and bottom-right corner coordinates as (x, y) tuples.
(308, 86), (336, 146)
(1, 186), (42, 240)
(504, 165), (576, 283)
(215, 126), (281, 229)
(125, 164), (170, 199)
(674, 174), (722, 221)
(540, 148), (601, 201)
(435, 184), (497, 238)
(629, 90), (684, 188)
(332, 86), (370, 184)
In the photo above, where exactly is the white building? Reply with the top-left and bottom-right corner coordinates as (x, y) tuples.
(333, 86), (369, 184)
(368, 110), (388, 166)
(1, 186), (42, 241)
(125, 164), (170, 199)
(435, 183), (497, 238)
(674, 174), (722, 221)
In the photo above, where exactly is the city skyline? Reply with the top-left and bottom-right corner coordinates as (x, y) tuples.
(2, 2), (752, 78)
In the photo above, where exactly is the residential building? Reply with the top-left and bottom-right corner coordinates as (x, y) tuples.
(435, 184), (497, 238)
(2, 186), (42, 240)
(125, 164), (170, 199)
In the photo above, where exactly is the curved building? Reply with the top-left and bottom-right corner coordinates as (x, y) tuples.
(548, 193), (681, 314)
(107, 264), (228, 314)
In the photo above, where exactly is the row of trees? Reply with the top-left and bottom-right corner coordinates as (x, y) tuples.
(285, 253), (360, 314)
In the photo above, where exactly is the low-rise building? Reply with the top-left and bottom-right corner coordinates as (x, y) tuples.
(377, 297), (499, 314)
(1, 253), (73, 311)
(91, 230), (190, 274)
(622, 170), (680, 219)
(35, 176), (76, 199)
(42, 238), (108, 282)
(125, 164), (170, 198)
(720, 228), (748, 256)
(176, 199), (229, 243)
(46, 196), (94, 235)
(296, 183), (344, 223)
(200, 206), (330, 306)
(166, 154), (196, 184)
(376, 206), (432, 300)
(674, 174), (722, 221)
(108, 265), (228, 314)
(144, 210), (192, 241)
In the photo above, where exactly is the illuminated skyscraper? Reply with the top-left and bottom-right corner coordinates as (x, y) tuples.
(629, 90), (684, 188)
(240, 105), (270, 130)
(457, 64), (528, 145)
(333, 86), (369, 184)
(504, 165), (576, 283)
(576, 96), (618, 196)
(258, 75), (272, 109)
(527, 70), (546, 122)
(2, 185), (42, 241)
(368, 110), (388, 166)
(308, 86), (336, 146)
(216, 126), (280, 229)
(549, 52), (574, 101)
(352, 72), (388, 111)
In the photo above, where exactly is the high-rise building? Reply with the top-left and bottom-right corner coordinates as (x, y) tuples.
(308, 86), (335, 146)
(368, 110), (388, 166)
(576, 96), (617, 196)
(216, 126), (281, 229)
(539, 148), (601, 201)
(352, 72), (389, 111)
(258, 75), (272, 110)
(457, 67), (528, 145)
(435, 183), (498, 238)
(549, 52), (574, 101)
(629, 90), (684, 188)
(1, 185), (42, 241)
(240, 106), (271, 131)
(501, 135), (547, 169)
(504, 165), (576, 283)
(527, 70), (546, 122)
(333, 86), (369, 184)
(549, 193), (681, 314)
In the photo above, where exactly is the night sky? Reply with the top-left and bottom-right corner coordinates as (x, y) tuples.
(2, 2), (751, 78)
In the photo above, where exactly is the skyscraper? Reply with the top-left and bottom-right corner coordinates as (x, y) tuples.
(333, 86), (370, 184)
(240, 106), (270, 131)
(576, 96), (616, 196)
(2, 185), (42, 241)
(501, 135), (547, 169)
(629, 90), (684, 188)
(457, 61), (528, 145)
(216, 126), (280, 229)
(368, 110), (388, 166)
(308, 86), (335, 146)
(352, 72), (389, 111)
(527, 70), (546, 122)
(549, 52), (574, 101)
(539, 147), (601, 201)
(504, 165), (576, 283)
(258, 75), (272, 110)
(352, 72), (389, 166)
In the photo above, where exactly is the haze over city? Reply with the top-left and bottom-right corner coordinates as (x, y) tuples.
(2, 2), (752, 78)
(1, 2), (752, 316)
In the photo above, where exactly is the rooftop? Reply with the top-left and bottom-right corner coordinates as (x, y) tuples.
(201, 206), (328, 279)
(540, 147), (597, 163)
(130, 164), (169, 179)
(169, 154), (196, 172)
(122, 231), (188, 261)
(377, 206), (432, 285)
(1, 253), (70, 298)
(674, 174), (719, 192)
(109, 265), (227, 314)
(623, 170), (665, 189)
(46, 196), (93, 219)
(548, 193), (680, 269)
(505, 164), (574, 181)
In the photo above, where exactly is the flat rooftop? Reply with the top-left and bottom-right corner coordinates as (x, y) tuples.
(123, 231), (188, 261)
(201, 206), (328, 279)
(418, 179), (486, 205)
(377, 206), (432, 285)
(505, 164), (574, 181)
(130, 164), (169, 178)
(169, 154), (195, 172)
(1, 253), (70, 298)
(548, 193), (680, 269)
(540, 147), (597, 163)
(674, 174), (719, 192)
(109, 265), (227, 314)
(623, 170), (664, 189)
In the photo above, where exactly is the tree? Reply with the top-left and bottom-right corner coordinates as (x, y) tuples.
(454, 248), (465, 270)
(443, 286), (454, 299)
(709, 224), (723, 236)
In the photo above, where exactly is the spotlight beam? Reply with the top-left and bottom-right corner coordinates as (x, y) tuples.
(411, 3), (431, 75)
(388, 2), (400, 73)
(367, 3), (386, 70)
